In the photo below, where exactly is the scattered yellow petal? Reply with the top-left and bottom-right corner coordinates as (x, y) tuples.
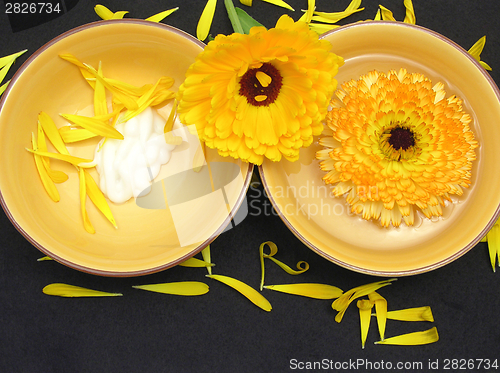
(37, 123), (68, 183)
(357, 299), (374, 349)
(38, 112), (70, 155)
(332, 279), (396, 323)
(308, 23), (340, 34)
(487, 223), (500, 271)
(43, 283), (122, 297)
(27, 149), (92, 166)
(164, 102), (177, 134)
(103, 78), (153, 97)
(61, 113), (124, 140)
(374, 9), (381, 20)
(59, 53), (96, 89)
(145, 7), (179, 22)
(197, 0), (218, 41)
(481, 235), (487, 242)
(379, 5), (396, 21)
(311, 0), (363, 23)
(298, 0), (315, 23)
(59, 127), (98, 143)
(201, 245), (213, 275)
(403, 0), (416, 24)
(207, 274), (272, 312)
(255, 71), (272, 87)
(261, 0), (294, 11)
(178, 257), (216, 268)
(259, 241), (309, 290)
(254, 95), (267, 102)
(94, 5), (128, 20)
(0, 80), (10, 96)
(94, 62), (108, 117)
(468, 36), (492, 71)
(375, 327), (439, 346)
(37, 256), (53, 261)
(84, 170), (117, 228)
(0, 49), (27, 69)
(31, 133), (60, 202)
(264, 283), (343, 299)
(386, 306), (434, 322)
(79, 168), (95, 234)
(240, 0), (252, 5)
(368, 292), (387, 341)
(132, 281), (209, 296)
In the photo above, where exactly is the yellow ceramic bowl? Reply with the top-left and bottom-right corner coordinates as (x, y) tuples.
(0, 20), (252, 276)
(260, 22), (500, 276)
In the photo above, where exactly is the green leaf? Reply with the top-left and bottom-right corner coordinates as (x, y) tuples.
(235, 7), (265, 34)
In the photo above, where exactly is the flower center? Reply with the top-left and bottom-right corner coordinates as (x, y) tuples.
(388, 127), (415, 150)
(379, 122), (420, 162)
(239, 63), (283, 107)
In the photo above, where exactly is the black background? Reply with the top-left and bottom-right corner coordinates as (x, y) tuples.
(1, 1), (500, 372)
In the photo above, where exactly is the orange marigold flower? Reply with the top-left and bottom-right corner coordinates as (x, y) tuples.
(177, 15), (344, 165)
(317, 69), (478, 227)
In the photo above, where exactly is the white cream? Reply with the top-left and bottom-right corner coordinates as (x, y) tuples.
(94, 107), (176, 204)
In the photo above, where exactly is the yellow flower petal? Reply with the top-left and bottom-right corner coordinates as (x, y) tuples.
(31, 133), (60, 202)
(311, 0), (363, 23)
(374, 9), (381, 20)
(261, 0), (294, 11)
(26, 149), (92, 166)
(332, 279), (396, 323)
(207, 274), (272, 312)
(164, 102), (177, 134)
(110, 11), (129, 19)
(197, 0), (218, 41)
(487, 223), (500, 271)
(386, 306), (434, 322)
(240, 0), (252, 6)
(264, 283), (343, 299)
(308, 23), (340, 34)
(259, 241), (309, 290)
(145, 7), (179, 22)
(357, 299), (374, 349)
(37, 256), (53, 261)
(38, 111), (70, 155)
(94, 62), (108, 117)
(375, 327), (439, 346)
(59, 53), (96, 89)
(0, 80), (10, 96)
(201, 245), (213, 275)
(37, 123), (69, 183)
(0, 49), (27, 69)
(178, 257), (216, 268)
(59, 127), (98, 143)
(43, 283), (122, 297)
(84, 170), (117, 228)
(79, 167), (95, 234)
(132, 282), (209, 296)
(403, 0), (416, 24)
(298, 0), (315, 23)
(368, 291), (387, 341)
(379, 5), (396, 21)
(60, 113), (124, 140)
(468, 36), (493, 71)
(94, 4), (114, 20)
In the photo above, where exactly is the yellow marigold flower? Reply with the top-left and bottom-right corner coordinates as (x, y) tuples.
(177, 15), (344, 165)
(317, 69), (478, 228)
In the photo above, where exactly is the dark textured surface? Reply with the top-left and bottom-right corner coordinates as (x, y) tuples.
(1, 1), (500, 372)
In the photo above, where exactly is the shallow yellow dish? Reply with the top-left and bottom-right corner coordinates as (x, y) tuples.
(260, 22), (500, 276)
(0, 20), (252, 276)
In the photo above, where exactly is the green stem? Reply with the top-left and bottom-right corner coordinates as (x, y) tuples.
(224, 0), (244, 34)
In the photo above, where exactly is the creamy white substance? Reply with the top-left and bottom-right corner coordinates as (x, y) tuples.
(94, 107), (176, 204)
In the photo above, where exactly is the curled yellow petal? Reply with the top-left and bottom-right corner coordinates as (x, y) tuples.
(487, 224), (500, 271)
(386, 306), (435, 322)
(43, 283), (122, 297)
(38, 111), (70, 155)
(368, 291), (387, 341)
(261, 0), (294, 11)
(311, 0), (363, 23)
(59, 127), (98, 143)
(298, 0), (315, 23)
(61, 113), (124, 140)
(133, 281), (209, 296)
(264, 283), (343, 299)
(207, 274), (272, 312)
(403, 0), (416, 24)
(259, 241), (309, 290)
(375, 327), (439, 346)
(332, 279), (396, 323)
(379, 5), (396, 21)
(84, 170), (117, 228)
(468, 36), (493, 71)
(178, 257), (216, 268)
(94, 4), (114, 20)
(145, 7), (179, 22)
(357, 299), (374, 349)
(31, 133), (59, 202)
(197, 0), (217, 41)
(79, 167), (95, 234)
(59, 53), (95, 89)
(201, 245), (213, 275)
(240, 0), (252, 5)
(111, 11), (129, 19)
(37, 123), (68, 183)
(27, 149), (92, 166)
